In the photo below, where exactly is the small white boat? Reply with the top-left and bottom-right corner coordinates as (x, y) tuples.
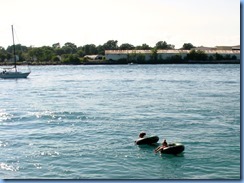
(0, 25), (31, 79)
(0, 69), (30, 79)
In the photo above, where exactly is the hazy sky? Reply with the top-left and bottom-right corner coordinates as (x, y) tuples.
(0, 0), (240, 49)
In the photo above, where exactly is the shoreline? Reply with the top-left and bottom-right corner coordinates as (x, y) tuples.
(0, 59), (240, 66)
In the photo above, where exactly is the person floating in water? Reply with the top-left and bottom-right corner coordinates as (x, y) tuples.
(154, 139), (168, 153)
(139, 131), (146, 138)
(134, 132), (146, 144)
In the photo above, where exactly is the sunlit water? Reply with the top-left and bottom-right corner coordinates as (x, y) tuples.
(0, 64), (240, 179)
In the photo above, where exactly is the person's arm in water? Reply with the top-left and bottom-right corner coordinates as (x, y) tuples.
(154, 146), (163, 153)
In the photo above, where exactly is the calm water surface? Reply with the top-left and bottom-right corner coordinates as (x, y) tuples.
(0, 64), (240, 179)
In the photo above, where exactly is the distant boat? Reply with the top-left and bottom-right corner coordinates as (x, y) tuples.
(0, 25), (31, 79)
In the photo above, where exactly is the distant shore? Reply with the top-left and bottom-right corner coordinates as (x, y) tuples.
(0, 59), (240, 66)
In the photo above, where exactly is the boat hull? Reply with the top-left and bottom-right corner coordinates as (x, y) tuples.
(135, 136), (159, 145)
(161, 143), (185, 155)
(0, 71), (30, 79)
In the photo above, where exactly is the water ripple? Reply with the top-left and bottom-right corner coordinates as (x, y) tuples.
(0, 65), (240, 179)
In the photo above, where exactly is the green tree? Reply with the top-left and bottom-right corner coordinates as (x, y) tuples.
(186, 50), (207, 60)
(127, 52), (145, 62)
(136, 43), (151, 50)
(119, 43), (135, 50)
(6, 44), (28, 61)
(127, 52), (137, 62)
(196, 50), (208, 60)
(231, 55), (237, 60)
(214, 53), (224, 60)
(28, 46), (54, 61)
(6, 44), (28, 53)
(62, 54), (80, 64)
(181, 43), (195, 50)
(0, 46), (10, 62)
(55, 48), (65, 56)
(136, 53), (146, 62)
(167, 54), (182, 62)
(82, 44), (97, 55)
(208, 55), (214, 61)
(62, 42), (77, 54)
(103, 40), (118, 50)
(52, 43), (60, 49)
(96, 45), (105, 55)
(224, 54), (231, 60)
(150, 48), (158, 61)
(52, 56), (61, 62)
(141, 43), (151, 50)
(77, 47), (84, 57)
(155, 41), (175, 50)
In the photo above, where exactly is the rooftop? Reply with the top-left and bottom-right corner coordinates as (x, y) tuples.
(105, 49), (240, 54)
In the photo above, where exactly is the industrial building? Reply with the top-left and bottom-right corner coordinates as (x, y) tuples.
(105, 45), (240, 61)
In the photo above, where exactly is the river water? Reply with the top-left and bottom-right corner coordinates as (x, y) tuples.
(0, 64), (240, 179)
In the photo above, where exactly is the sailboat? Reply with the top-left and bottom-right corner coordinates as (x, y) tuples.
(0, 25), (31, 79)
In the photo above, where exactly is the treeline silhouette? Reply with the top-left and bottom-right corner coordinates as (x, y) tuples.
(0, 40), (238, 65)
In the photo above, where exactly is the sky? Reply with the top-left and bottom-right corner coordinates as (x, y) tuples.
(0, 0), (240, 49)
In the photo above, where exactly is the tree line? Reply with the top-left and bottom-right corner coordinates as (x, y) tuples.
(0, 41), (237, 65)
(0, 40), (193, 63)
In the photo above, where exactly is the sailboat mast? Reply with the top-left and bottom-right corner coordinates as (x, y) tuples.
(11, 25), (17, 71)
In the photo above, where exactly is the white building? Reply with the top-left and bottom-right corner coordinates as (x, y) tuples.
(105, 49), (240, 61)
(84, 55), (104, 60)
